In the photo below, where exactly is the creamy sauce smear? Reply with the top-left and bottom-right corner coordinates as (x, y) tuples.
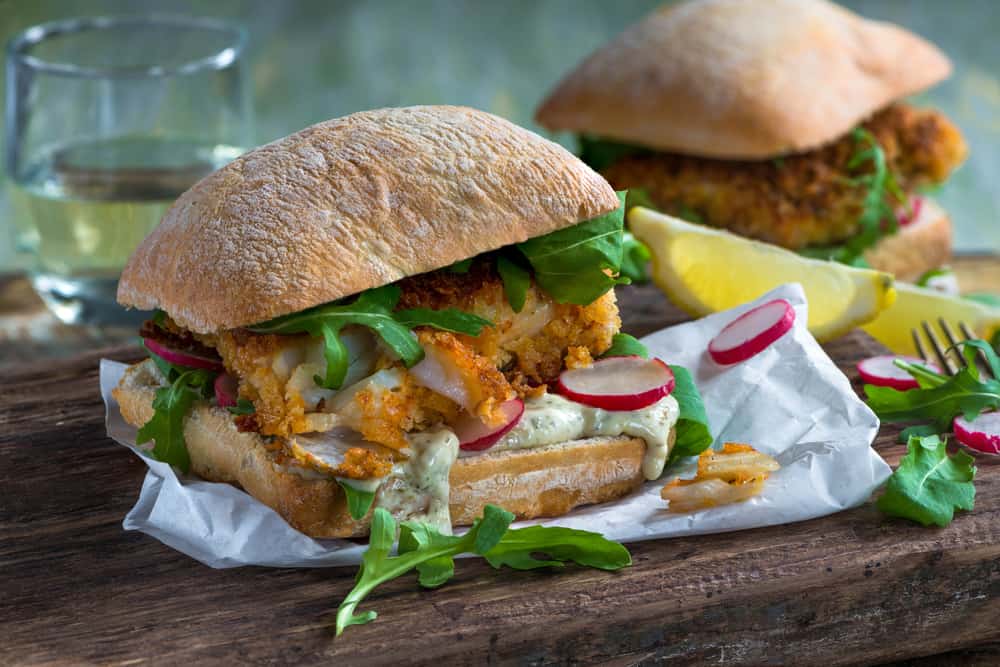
(324, 395), (678, 533)
(372, 427), (459, 533)
(470, 393), (680, 480)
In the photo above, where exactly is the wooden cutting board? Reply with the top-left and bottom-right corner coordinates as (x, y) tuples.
(1, 284), (998, 666)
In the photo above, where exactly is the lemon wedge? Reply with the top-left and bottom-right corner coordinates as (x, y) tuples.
(862, 282), (1000, 355)
(629, 207), (896, 341)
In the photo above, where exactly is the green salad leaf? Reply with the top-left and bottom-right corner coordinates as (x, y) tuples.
(620, 231), (651, 283)
(577, 135), (650, 172)
(446, 258), (474, 274)
(335, 505), (631, 636)
(800, 128), (905, 266)
(394, 308), (493, 335)
(227, 397), (256, 416)
(964, 291), (1000, 308)
(624, 187), (659, 213)
(248, 285), (491, 389)
(136, 366), (215, 472)
(668, 365), (713, 461)
(916, 267), (954, 288)
(877, 435), (976, 527)
(898, 424), (941, 443)
(600, 333), (649, 358)
(338, 481), (377, 521)
(835, 127), (904, 262)
(482, 524), (631, 571)
(496, 254), (531, 313)
(517, 191), (628, 305)
(864, 340), (1000, 432)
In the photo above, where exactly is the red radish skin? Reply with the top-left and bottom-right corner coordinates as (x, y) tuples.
(214, 373), (239, 408)
(954, 412), (1000, 455)
(558, 356), (675, 411)
(708, 299), (795, 366)
(455, 398), (525, 451)
(857, 355), (941, 391)
(144, 337), (224, 372)
(897, 197), (924, 227)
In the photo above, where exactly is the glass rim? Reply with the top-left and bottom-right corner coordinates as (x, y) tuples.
(6, 15), (248, 79)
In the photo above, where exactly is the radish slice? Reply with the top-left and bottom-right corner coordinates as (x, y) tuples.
(897, 197), (924, 227)
(557, 356), (675, 411)
(708, 299), (795, 365)
(857, 355), (941, 391)
(144, 337), (224, 372)
(953, 413), (1000, 455)
(214, 373), (239, 408)
(454, 398), (525, 451)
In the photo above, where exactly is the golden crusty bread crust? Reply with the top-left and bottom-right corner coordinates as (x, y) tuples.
(535, 0), (951, 159)
(113, 360), (650, 538)
(117, 106), (620, 334)
(864, 197), (952, 283)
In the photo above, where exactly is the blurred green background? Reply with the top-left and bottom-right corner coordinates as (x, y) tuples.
(2, 0), (998, 271)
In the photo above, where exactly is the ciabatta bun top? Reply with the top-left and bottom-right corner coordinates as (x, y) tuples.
(535, 0), (951, 159)
(117, 105), (619, 333)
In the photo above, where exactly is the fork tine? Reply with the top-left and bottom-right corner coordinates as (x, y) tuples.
(958, 320), (994, 379)
(938, 318), (965, 369)
(922, 320), (957, 375)
(912, 328), (930, 366)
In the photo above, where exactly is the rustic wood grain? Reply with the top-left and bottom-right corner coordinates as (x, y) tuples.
(1, 284), (998, 666)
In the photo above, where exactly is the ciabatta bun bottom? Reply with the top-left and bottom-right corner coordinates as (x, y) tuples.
(863, 197), (951, 282)
(113, 360), (656, 538)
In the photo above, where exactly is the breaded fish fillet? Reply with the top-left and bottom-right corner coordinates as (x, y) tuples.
(214, 262), (620, 449)
(602, 104), (966, 249)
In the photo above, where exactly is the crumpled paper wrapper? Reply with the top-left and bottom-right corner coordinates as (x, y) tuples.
(101, 283), (890, 568)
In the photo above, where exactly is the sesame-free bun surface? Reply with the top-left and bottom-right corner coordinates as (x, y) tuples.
(117, 106), (619, 333)
(535, 0), (951, 159)
(114, 359), (653, 538)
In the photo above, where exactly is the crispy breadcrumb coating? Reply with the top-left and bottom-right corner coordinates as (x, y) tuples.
(398, 259), (619, 385)
(602, 104), (966, 249)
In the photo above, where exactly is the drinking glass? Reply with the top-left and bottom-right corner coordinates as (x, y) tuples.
(5, 16), (251, 327)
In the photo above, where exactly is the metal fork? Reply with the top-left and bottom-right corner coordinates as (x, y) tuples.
(912, 319), (994, 378)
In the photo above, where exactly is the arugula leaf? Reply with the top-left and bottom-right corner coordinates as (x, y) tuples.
(800, 129), (904, 266)
(495, 254), (531, 313)
(898, 424), (941, 443)
(620, 231), (651, 283)
(577, 135), (650, 172)
(624, 187), (659, 213)
(831, 128), (904, 264)
(916, 267), (954, 288)
(865, 341), (1000, 431)
(336, 505), (514, 633)
(517, 191), (628, 305)
(337, 508), (395, 632)
(227, 397), (256, 416)
(338, 480), (376, 521)
(446, 258), (474, 274)
(394, 308), (492, 336)
(964, 291), (1000, 308)
(249, 285), (491, 389)
(136, 368), (215, 472)
(667, 365), (713, 462)
(877, 435), (976, 527)
(483, 525), (631, 571)
(601, 333), (649, 358)
(335, 504), (630, 636)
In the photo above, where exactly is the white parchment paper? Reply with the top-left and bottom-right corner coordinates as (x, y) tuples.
(100, 283), (890, 568)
